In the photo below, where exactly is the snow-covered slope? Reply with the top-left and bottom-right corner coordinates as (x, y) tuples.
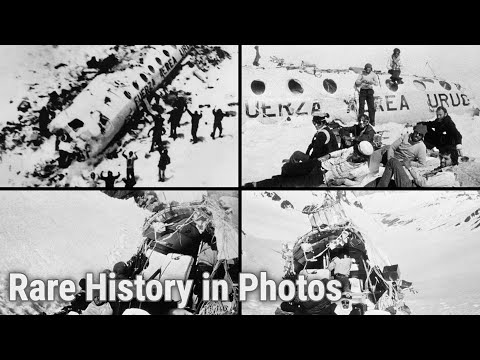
(0, 45), (238, 187)
(0, 191), (149, 315)
(242, 190), (480, 315)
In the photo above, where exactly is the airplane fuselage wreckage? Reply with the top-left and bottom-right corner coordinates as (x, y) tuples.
(243, 60), (478, 126)
(49, 45), (192, 158)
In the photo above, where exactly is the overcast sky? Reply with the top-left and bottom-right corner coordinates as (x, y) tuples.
(243, 45), (480, 97)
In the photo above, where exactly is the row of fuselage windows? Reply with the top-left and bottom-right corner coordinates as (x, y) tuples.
(251, 78), (461, 96)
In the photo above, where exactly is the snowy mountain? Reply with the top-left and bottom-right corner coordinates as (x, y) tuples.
(242, 190), (480, 315)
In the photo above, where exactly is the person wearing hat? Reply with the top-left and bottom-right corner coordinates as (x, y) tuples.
(319, 140), (374, 186)
(186, 106), (202, 143)
(355, 63), (379, 126)
(158, 149), (170, 182)
(280, 112), (338, 178)
(369, 124), (428, 174)
(339, 114), (376, 149)
(419, 106), (463, 166)
(308, 113), (338, 156)
(387, 48), (403, 85)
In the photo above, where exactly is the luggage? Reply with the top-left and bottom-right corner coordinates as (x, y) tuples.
(143, 252), (194, 303)
(398, 279), (412, 289)
(299, 269), (331, 281)
(383, 264), (401, 281)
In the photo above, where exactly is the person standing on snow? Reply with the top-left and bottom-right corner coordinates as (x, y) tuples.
(167, 107), (183, 140)
(148, 125), (165, 153)
(355, 63), (379, 126)
(158, 149), (171, 182)
(99, 171), (121, 188)
(211, 108), (226, 139)
(387, 48), (403, 85)
(122, 151), (138, 180)
(186, 107), (202, 143)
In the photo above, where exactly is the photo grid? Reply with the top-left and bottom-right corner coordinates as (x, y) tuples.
(1, 44), (480, 315)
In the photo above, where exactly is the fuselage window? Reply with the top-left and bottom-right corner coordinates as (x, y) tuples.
(251, 80), (266, 95)
(323, 79), (337, 94)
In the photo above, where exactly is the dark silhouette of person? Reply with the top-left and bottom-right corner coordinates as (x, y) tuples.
(167, 107), (183, 140)
(420, 106), (463, 165)
(355, 63), (379, 126)
(211, 108), (226, 139)
(38, 106), (52, 138)
(99, 171), (120, 188)
(158, 149), (171, 182)
(148, 125), (166, 153)
(186, 108), (202, 143)
(122, 151), (138, 180)
(122, 176), (137, 188)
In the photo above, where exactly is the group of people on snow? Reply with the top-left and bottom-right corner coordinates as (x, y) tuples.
(55, 93), (228, 187)
(246, 46), (466, 188)
(247, 103), (463, 188)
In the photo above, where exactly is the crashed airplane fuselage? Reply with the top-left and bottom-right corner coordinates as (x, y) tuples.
(243, 64), (478, 125)
(48, 45), (193, 158)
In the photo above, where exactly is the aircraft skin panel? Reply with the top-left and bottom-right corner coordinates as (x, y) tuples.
(243, 65), (476, 125)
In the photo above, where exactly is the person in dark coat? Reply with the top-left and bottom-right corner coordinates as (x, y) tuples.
(99, 171), (120, 188)
(122, 176), (137, 188)
(38, 106), (52, 138)
(211, 108), (226, 139)
(287, 113), (339, 165)
(158, 149), (171, 182)
(122, 151), (138, 180)
(355, 63), (379, 126)
(57, 278), (90, 315)
(148, 125), (166, 153)
(339, 114), (376, 149)
(419, 106), (463, 165)
(167, 107), (182, 140)
(186, 107), (202, 143)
